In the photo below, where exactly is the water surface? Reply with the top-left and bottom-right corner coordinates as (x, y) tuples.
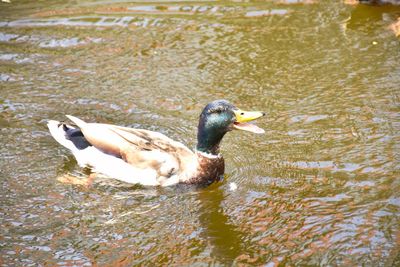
(1, 0), (399, 265)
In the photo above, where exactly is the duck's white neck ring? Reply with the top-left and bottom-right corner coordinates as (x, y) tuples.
(195, 150), (222, 159)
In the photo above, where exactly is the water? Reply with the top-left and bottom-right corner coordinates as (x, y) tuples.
(1, 0), (399, 265)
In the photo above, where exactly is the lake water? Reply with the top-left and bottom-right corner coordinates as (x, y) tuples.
(1, 0), (399, 265)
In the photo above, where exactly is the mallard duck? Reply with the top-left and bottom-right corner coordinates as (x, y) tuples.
(47, 100), (265, 186)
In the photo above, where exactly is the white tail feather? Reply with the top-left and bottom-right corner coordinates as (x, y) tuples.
(47, 120), (79, 152)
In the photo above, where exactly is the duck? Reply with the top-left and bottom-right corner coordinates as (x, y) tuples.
(47, 99), (265, 187)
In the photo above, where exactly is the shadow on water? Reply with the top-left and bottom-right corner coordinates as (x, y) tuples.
(346, 3), (400, 31)
(196, 183), (245, 265)
(59, 154), (79, 173)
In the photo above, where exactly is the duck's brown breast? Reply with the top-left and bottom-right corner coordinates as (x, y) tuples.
(184, 153), (225, 185)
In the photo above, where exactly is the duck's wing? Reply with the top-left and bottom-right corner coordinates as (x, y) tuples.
(66, 115), (197, 182)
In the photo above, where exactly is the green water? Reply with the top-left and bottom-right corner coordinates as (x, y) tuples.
(1, 0), (399, 265)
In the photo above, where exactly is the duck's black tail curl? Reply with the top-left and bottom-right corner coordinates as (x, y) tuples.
(61, 123), (91, 150)
(47, 120), (91, 151)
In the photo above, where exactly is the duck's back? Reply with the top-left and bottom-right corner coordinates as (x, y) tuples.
(64, 116), (199, 186)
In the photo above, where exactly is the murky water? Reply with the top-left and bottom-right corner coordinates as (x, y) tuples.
(1, 0), (399, 265)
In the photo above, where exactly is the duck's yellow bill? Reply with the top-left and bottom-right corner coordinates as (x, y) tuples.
(233, 109), (265, 134)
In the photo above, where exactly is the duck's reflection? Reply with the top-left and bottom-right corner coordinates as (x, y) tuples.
(196, 183), (245, 264)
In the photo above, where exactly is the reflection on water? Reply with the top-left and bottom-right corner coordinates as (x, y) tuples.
(1, 0), (400, 265)
(197, 184), (245, 265)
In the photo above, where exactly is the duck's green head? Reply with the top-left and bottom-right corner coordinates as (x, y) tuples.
(196, 99), (265, 155)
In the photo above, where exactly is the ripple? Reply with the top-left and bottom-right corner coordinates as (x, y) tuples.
(0, 32), (18, 41)
(245, 9), (288, 17)
(0, 16), (163, 28)
(39, 37), (85, 48)
(0, 53), (43, 63)
(0, 31), (103, 49)
(0, 73), (15, 82)
(306, 193), (352, 203)
(287, 160), (367, 173)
